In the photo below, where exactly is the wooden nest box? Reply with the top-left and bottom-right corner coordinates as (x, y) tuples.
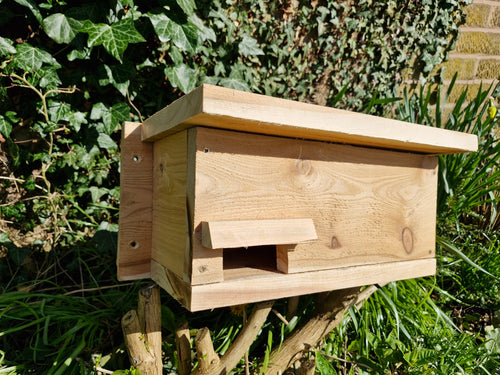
(118, 84), (477, 311)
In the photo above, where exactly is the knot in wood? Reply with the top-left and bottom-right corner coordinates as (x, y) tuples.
(402, 227), (414, 254)
(295, 159), (312, 175)
(330, 236), (340, 249)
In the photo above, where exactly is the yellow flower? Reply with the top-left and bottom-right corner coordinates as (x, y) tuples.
(488, 99), (497, 120)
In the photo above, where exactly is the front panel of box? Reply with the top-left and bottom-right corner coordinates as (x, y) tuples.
(190, 127), (438, 285)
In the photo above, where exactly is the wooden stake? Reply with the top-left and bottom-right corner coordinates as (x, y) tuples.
(122, 284), (162, 375)
(122, 310), (157, 374)
(175, 321), (191, 375)
(192, 300), (274, 375)
(298, 360), (316, 375)
(138, 285), (162, 375)
(194, 327), (220, 372)
(261, 288), (363, 374)
(287, 296), (299, 321)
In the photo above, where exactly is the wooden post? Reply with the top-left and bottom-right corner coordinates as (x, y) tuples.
(175, 321), (191, 375)
(287, 296), (299, 320)
(298, 359), (316, 375)
(191, 300), (274, 375)
(194, 327), (220, 372)
(122, 284), (162, 375)
(122, 310), (157, 374)
(138, 285), (163, 375)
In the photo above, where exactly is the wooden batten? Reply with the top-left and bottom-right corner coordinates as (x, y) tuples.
(151, 260), (191, 308)
(118, 122), (153, 280)
(151, 130), (192, 282)
(201, 219), (317, 249)
(141, 84), (477, 155)
(189, 258), (436, 311)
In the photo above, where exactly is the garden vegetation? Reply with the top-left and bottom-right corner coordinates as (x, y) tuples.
(0, 0), (498, 373)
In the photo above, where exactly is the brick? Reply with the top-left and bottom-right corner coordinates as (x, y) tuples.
(442, 57), (477, 80)
(465, 3), (491, 27)
(492, 6), (500, 27)
(476, 59), (500, 79)
(444, 83), (483, 103)
(455, 32), (500, 55)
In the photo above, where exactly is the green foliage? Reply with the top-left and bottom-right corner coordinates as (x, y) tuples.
(0, 0), (491, 374)
(318, 79), (500, 375)
(398, 77), (500, 231)
(0, 0), (470, 256)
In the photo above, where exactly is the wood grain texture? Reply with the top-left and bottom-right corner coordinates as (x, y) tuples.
(151, 260), (191, 308)
(151, 131), (191, 281)
(175, 322), (191, 375)
(189, 258), (436, 311)
(192, 127), (438, 276)
(118, 122), (153, 280)
(201, 218), (317, 249)
(141, 84), (477, 154)
(137, 285), (162, 375)
(122, 310), (158, 374)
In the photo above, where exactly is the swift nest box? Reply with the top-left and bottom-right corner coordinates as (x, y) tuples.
(118, 84), (477, 311)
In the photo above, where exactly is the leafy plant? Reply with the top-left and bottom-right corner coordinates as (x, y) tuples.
(0, 0), (487, 374)
(318, 78), (499, 375)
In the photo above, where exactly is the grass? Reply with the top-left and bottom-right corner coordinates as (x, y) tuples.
(316, 78), (500, 374)
(1, 80), (499, 374)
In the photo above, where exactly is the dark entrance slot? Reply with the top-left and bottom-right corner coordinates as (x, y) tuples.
(223, 245), (278, 280)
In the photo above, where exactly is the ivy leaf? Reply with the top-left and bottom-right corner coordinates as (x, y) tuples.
(43, 13), (83, 44)
(148, 13), (198, 54)
(90, 102), (130, 135)
(67, 47), (92, 61)
(177, 0), (196, 15)
(82, 18), (145, 62)
(166, 64), (197, 93)
(97, 62), (136, 96)
(13, 0), (42, 23)
(189, 14), (216, 43)
(48, 101), (69, 123)
(218, 77), (250, 92)
(0, 36), (16, 56)
(9, 246), (31, 267)
(97, 133), (118, 152)
(0, 232), (11, 243)
(39, 66), (62, 89)
(12, 43), (61, 71)
(0, 115), (13, 138)
(238, 34), (264, 57)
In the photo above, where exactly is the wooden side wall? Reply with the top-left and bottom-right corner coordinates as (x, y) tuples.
(151, 130), (192, 282)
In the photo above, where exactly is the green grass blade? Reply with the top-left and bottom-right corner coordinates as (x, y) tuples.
(51, 339), (86, 375)
(437, 236), (498, 279)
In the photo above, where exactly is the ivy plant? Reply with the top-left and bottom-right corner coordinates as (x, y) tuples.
(0, 0), (469, 280)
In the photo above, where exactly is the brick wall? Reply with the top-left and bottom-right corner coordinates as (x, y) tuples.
(442, 0), (500, 105)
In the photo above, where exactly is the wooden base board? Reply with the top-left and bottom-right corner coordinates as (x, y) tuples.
(152, 258), (436, 312)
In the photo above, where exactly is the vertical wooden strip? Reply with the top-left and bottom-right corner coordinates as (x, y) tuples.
(175, 321), (192, 375)
(138, 285), (163, 375)
(118, 122), (153, 280)
(152, 130), (189, 281)
(194, 328), (220, 372)
(122, 310), (157, 374)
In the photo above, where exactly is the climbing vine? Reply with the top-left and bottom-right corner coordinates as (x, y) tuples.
(0, 0), (469, 272)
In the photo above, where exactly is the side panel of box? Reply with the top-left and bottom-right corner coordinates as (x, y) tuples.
(152, 130), (191, 282)
(192, 127), (438, 277)
(118, 122), (153, 280)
